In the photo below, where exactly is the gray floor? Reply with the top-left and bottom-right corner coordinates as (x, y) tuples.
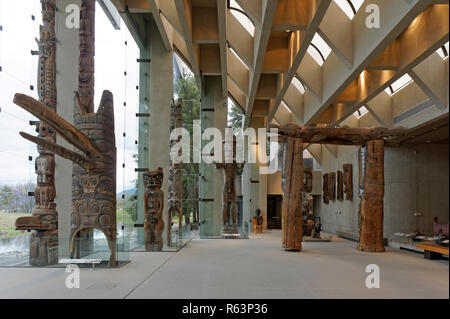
(0, 231), (448, 299)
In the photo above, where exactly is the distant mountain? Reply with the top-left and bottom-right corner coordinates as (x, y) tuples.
(117, 188), (137, 197)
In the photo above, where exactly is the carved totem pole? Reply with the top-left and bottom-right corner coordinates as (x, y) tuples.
(143, 168), (165, 251)
(14, 0), (117, 267)
(215, 139), (243, 235)
(15, 0), (58, 266)
(168, 99), (183, 246)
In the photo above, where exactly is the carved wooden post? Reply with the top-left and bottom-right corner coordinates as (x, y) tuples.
(168, 99), (183, 245)
(15, 0), (58, 266)
(358, 140), (385, 252)
(144, 168), (165, 251)
(281, 137), (303, 251)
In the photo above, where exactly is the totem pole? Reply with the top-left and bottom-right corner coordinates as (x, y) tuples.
(14, 0), (117, 267)
(168, 99), (183, 246)
(215, 139), (243, 235)
(143, 168), (165, 251)
(15, 0), (58, 266)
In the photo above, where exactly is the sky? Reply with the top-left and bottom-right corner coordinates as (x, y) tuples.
(0, 0), (140, 192)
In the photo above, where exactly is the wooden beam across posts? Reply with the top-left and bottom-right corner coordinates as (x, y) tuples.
(281, 137), (303, 251)
(272, 124), (406, 145)
(358, 140), (385, 253)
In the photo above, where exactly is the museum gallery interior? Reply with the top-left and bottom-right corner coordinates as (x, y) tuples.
(0, 0), (448, 299)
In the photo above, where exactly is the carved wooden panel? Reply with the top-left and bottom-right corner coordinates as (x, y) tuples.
(337, 170), (344, 201)
(329, 172), (336, 201)
(322, 173), (329, 204)
(303, 168), (313, 193)
(343, 164), (353, 200)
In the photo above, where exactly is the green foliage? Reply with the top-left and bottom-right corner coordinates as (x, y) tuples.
(175, 71), (200, 225)
(228, 100), (244, 130)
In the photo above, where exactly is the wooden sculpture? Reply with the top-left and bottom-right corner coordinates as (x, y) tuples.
(329, 172), (336, 201)
(215, 162), (243, 234)
(358, 140), (385, 252)
(303, 168), (313, 193)
(337, 170), (344, 201)
(168, 99), (183, 245)
(14, 0), (117, 266)
(322, 173), (329, 204)
(143, 168), (165, 251)
(343, 164), (353, 200)
(15, 0), (58, 266)
(274, 124), (405, 252)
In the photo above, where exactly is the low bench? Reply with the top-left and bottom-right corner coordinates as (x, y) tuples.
(59, 258), (102, 270)
(416, 244), (449, 260)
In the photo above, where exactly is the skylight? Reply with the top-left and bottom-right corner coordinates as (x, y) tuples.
(385, 73), (413, 96)
(229, 45), (249, 70)
(307, 33), (332, 66)
(353, 106), (369, 119)
(333, 0), (365, 20)
(436, 42), (449, 59)
(281, 101), (293, 113)
(291, 76), (306, 94)
(229, 0), (255, 37)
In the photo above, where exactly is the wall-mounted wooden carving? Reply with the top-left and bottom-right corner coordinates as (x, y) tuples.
(322, 173), (329, 204)
(337, 170), (344, 201)
(15, 0), (58, 266)
(168, 99), (183, 246)
(303, 168), (313, 193)
(144, 168), (164, 251)
(329, 172), (336, 201)
(343, 164), (353, 200)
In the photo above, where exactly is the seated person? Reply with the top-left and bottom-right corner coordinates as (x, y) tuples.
(255, 209), (263, 233)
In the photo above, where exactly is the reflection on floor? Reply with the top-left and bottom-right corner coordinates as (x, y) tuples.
(0, 230), (448, 299)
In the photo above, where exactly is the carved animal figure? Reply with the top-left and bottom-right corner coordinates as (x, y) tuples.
(144, 168), (165, 251)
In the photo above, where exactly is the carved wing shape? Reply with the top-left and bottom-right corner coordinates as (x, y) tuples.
(14, 93), (101, 157)
(20, 132), (97, 171)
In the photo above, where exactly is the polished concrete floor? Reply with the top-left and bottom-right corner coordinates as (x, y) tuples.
(0, 231), (448, 299)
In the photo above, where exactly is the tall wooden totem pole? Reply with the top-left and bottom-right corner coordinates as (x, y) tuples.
(15, 0), (58, 266)
(14, 0), (117, 267)
(168, 99), (183, 246)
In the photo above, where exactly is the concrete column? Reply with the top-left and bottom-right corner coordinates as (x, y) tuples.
(249, 117), (268, 230)
(136, 37), (151, 245)
(55, 0), (80, 257)
(199, 76), (227, 238)
(147, 20), (173, 247)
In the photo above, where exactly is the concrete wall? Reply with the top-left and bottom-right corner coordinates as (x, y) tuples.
(315, 143), (449, 238)
(55, 0), (80, 257)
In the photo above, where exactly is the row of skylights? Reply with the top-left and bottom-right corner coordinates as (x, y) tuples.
(333, 0), (365, 20)
(229, 0), (255, 37)
(307, 33), (332, 66)
(436, 42), (449, 59)
(385, 73), (413, 96)
(353, 106), (369, 119)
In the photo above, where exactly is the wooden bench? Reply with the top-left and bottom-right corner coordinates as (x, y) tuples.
(417, 244), (449, 260)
